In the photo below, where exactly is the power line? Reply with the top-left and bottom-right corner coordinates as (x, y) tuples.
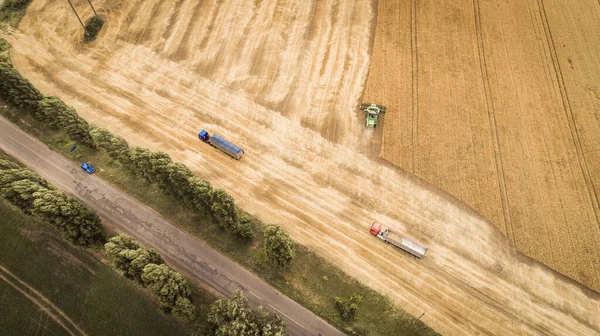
(65, 0), (85, 31)
(85, 0), (98, 16)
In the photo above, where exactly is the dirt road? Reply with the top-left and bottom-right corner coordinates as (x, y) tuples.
(7, 0), (600, 334)
(0, 116), (342, 336)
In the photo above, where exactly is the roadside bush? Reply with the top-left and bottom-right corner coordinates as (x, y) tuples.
(334, 294), (362, 321)
(263, 224), (294, 269)
(209, 188), (238, 228)
(234, 214), (255, 241)
(207, 290), (286, 336)
(84, 15), (104, 42)
(1, 0), (30, 11)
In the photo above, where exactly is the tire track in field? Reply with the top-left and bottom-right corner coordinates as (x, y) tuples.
(0, 265), (86, 336)
(253, 0), (295, 101)
(471, 0), (513, 240)
(173, 0), (209, 63)
(279, 1), (316, 115)
(239, 0), (276, 96)
(161, 0), (203, 61)
(157, 0), (185, 54)
(409, 0), (418, 174)
(535, 0), (600, 230)
(135, 0), (169, 46)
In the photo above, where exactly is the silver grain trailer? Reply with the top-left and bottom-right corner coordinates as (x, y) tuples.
(198, 129), (244, 160)
(370, 222), (429, 258)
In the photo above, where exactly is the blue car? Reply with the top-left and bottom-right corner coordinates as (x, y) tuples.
(81, 162), (95, 174)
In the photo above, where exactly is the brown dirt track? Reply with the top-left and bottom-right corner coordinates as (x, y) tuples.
(364, 0), (600, 294)
(7, 0), (600, 335)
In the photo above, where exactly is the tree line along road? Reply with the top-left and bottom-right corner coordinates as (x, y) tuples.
(0, 116), (343, 336)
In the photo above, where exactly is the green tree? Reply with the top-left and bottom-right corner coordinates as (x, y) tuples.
(234, 214), (255, 241)
(186, 176), (212, 212)
(0, 159), (21, 170)
(0, 165), (103, 246)
(37, 95), (65, 125)
(59, 198), (104, 245)
(38, 96), (95, 147)
(31, 189), (68, 221)
(125, 248), (164, 282)
(105, 234), (142, 272)
(65, 116), (95, 148)
(149, 152), (172, 187)
(129, 147), (153, 180)
(209, 188), (238, 228)
(263, 225), (294, 269)
(252, 306), (286, 336)
(166, 162), (194, 200)
(84, 15), (104, 41)
(104, 234), (164, 280)
(107, 135), (130, 164)
(0, 58), (43, 111)
(141, 263), (192, 307)
(208, 290), (286, 336)
(90, 127), (112, 149)
(0, 179), (45, 213)
(0, 168), (51, 189)
(33, 192), (104, 246)
(172, 296), (196, 320)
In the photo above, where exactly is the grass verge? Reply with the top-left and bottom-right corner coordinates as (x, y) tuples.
(0, 197), (196, 336)
(1, 102), (438, 335)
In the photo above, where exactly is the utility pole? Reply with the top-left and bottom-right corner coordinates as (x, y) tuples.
(413, 312), (425, 324)
(85, 0), (98, 16)
(66, 0), (85, 31)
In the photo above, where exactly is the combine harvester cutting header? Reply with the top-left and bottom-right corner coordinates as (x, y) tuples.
(370, 222), (429, 258)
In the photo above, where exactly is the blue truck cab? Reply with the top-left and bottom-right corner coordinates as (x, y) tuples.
(198, 129), (210, 142)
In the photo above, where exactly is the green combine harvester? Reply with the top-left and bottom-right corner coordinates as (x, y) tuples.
(360, 103), (386, 128)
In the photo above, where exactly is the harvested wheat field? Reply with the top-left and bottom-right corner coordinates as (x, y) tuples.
(6, 0), (600, 334)
(364, 0), (600, 293)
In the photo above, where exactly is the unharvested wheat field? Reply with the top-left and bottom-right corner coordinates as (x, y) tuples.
(364, 0), (600, 292)
(6, 0), (600, 334)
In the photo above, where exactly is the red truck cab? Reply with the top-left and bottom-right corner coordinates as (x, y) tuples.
(370, 222), (382, 235)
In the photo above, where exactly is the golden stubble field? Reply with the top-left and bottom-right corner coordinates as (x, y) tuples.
(6, 0), (600, 334)
(364, 0), (600, 292)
